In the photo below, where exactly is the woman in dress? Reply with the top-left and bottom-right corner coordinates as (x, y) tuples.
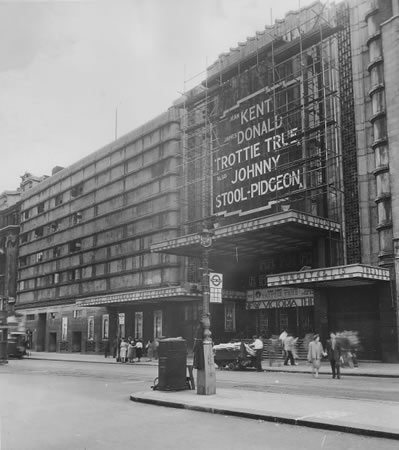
(146, 340), (153, 361)
(127, 338), (136, 363)
(120, 338), (129, 363)
(307, 334), (325, 378)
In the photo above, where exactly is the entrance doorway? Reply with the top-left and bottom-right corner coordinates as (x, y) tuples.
(48, 332), (57, 352)
(72, 332), (82, 352)
(37, 313), (47, 351)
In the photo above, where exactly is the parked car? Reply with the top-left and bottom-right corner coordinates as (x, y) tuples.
(7, 333), (27, 359)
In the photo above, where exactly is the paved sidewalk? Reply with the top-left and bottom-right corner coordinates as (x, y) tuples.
(26, 351), (399, 378)
(24, 351), (399, 439)
(131, 387), (399, 440)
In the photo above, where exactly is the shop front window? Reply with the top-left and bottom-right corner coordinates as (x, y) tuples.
(102, 315), (109, 340)
(88, 316), (94, 340)
(153, 310), (162, 338)
(224, 302), (236, 332)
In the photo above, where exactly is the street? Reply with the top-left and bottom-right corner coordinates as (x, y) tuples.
(0, 358), (398, 449)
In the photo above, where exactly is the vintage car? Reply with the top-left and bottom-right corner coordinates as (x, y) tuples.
(7, 332), (27, 359)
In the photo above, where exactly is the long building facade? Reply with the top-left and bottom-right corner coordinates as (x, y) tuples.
(15, 110), (196, 353)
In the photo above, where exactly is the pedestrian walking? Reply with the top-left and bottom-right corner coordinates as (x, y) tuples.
(135, 339), (143, 362)
(251, 335), (264, 372)
(307, 334), (325, 378)
(326, 332), (343, 379)
(284, 334), (298, 366)
(146, 340), (153, 361)
(120, 338), (128, 363)
(279, 329), (288, 359)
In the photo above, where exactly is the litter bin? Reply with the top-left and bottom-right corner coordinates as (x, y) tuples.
(157, 338), (187, 391)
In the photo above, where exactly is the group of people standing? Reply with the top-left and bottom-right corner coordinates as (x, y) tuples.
(119, 337), (143, 363)
(250, 331), (344, 379)
(113, 337), (159, 363)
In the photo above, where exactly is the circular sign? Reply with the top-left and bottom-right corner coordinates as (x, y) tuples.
(200, 234), (212, 248)
(210, 273), (222, 287)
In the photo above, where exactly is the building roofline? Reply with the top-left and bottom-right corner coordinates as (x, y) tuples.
(20, 107), (182, 202)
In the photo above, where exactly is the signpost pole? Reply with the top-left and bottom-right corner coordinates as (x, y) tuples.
(197, 230), (216, 395)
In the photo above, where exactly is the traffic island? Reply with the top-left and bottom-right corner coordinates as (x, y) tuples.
(130, 388), (399, 440)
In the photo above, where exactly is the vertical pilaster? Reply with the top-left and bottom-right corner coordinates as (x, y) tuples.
(313, 289), (328, 342)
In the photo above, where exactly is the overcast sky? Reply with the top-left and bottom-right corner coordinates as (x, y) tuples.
(0, 0), (317, 193)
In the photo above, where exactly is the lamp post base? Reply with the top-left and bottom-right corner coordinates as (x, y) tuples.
(197, 341), (216, 395)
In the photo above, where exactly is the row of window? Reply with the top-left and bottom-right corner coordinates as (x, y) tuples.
(20, 248), (173, 274)
(117, 312), (146, 340)
(59, 314), (109, 341)
(19, 218), (177, 268)
(26, 310), (85, 321)
(20, 212), (83, 244)
(25, 208), (171, 244)
(18, 254), (174, 291)
(26, 310), (109, 340)
(21, 140), (180, 223)
(25, 303), (234, 345)
(20, 191), (176, 245)
(21, 184), (84, 221)
(20, 239), (82, 266)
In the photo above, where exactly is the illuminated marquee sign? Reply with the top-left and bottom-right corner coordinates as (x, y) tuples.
(246, 287), (314, 310)
(267, 264), (391, 287)
(213, 81), (304, 217)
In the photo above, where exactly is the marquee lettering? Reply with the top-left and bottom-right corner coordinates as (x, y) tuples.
(213, 85), (304, 216)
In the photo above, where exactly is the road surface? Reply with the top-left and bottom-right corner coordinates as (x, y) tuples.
(0, 359), (397, 450)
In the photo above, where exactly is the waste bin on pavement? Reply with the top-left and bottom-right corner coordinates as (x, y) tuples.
(157, 337), (187, 391)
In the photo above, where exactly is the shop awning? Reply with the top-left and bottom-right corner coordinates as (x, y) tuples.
(266, 264), (391, 289)
(150, 210), (340, 259)
(76, 286), (246, 307)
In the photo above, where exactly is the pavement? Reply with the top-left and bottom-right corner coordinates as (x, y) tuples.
(131, 387), (399, 440)
(25, 351), (399, 440)
(26, 351), (399, 378)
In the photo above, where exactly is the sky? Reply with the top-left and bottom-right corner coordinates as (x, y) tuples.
(0, 0), (317, 193)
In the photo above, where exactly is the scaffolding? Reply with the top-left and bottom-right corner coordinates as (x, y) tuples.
(176, 1), (355, 282)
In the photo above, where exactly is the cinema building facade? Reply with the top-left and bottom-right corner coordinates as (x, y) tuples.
(151, 0), (399, 361)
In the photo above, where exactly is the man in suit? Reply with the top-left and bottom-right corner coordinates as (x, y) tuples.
(326, 332), (342, 379)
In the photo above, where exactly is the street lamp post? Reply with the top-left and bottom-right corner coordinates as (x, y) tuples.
(197, 229), (216, 395)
